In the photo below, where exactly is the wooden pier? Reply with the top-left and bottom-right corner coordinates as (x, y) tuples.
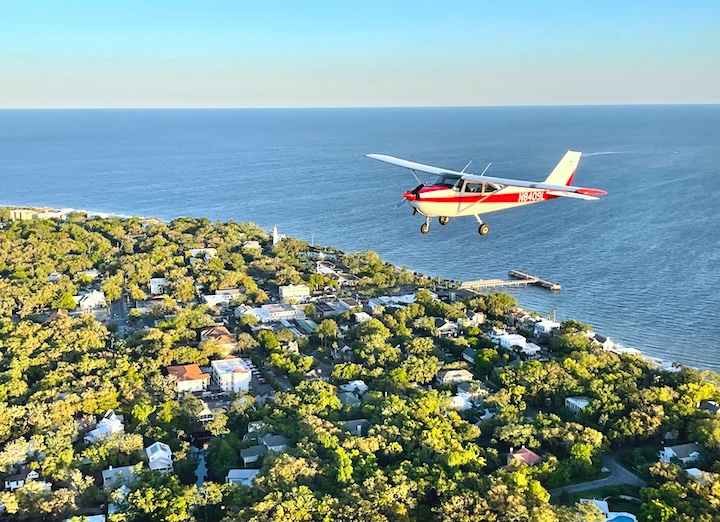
(460, 270), (561, 292)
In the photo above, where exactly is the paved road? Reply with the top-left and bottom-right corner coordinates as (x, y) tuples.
(549, 455), (647, 496)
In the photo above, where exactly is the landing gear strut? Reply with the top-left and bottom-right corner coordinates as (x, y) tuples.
(439, 216), (450, 226)
(474, 215), (490, 236)
(420, 217), (431, 234)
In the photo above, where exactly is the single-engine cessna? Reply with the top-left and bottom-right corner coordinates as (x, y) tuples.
(367, 151), (606, 235)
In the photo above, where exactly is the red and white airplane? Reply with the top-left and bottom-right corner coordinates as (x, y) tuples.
(367, 150), (606, 235)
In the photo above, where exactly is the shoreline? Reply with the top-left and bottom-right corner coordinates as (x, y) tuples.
(0, 203), (697, 375)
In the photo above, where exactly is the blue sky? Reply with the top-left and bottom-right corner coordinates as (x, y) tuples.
(2, 0), (718, 107)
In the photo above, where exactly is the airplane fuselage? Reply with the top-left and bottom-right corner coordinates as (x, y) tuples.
(404, 185), (560, 218)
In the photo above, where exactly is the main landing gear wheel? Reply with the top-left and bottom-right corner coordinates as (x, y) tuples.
(478, 223), (490, 236)
(439, 216), (450, 226)
(420, 222), (430, 234)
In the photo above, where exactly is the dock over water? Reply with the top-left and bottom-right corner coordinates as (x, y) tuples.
(460, 270), (561, 292)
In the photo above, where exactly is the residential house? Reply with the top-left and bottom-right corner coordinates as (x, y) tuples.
(201, 294), (234, 309)
(226, 469), (260, 487)
(165, 364), (211, 394)
(73, 290), (107, 313)
(314, 302), (341, 319)
(533, 319), (561, 336)
(149, 277), (167, 295)
(201, 326), (236, 349)
(241, 303), (302, 323)
(496, 333), (527, 350)
(592, 334), (615, 351)
(332, 344), (353, 362)
(240, 445), (268, 467)
(261, 434), (289, 453)
(460, 310), (485, 328)
(77, 268), (101, 281)
(698, 400), (720, 415)
(448, 395), (473, 411)
(145, 442), (173, 473)
(354, 312), (372, 323)
(248, 421), (268, 433)
(187, 248), (217, 263)
(216, 287), (243, 297)
(338, 297), (361, 311)
(337, 391), (362, 408)
(686, 468), (716, 486)
(521, 343), (542, 357)
(457, 381), (491, 403)
(211, 357), (252, 393)
(279, 284), (310, 302)
(434, 318), (459, 338)
(4, 465), (39, 491)
(84, 410), (124, 444)
(339, 380), (368, 396)
(195, 401), (215, 424)
(242, 241), (262, 250)
(436, 369), (474, 386)
(565, 396), (592, 415)
(505, 446), (542, 469)
(462, 348), (476, 365)
(101, 464), (141, 491)
(342, 419), (371, 437)
(659, 443), (702, 466)
(579, 499), (638, 522)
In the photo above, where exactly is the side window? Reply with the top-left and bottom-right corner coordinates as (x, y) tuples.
(465, 183), (483, 193)
(482, 183), (498, 194)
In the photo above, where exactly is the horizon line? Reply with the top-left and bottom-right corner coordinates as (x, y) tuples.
(1, 102), (719, 111)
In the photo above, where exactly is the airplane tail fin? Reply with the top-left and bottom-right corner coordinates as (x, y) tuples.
(544, 151), (582, 186)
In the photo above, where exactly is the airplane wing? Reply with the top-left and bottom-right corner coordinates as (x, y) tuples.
(366, 153), (606, 197)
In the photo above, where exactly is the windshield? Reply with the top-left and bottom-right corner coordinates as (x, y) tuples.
(432, 174), (461, 188)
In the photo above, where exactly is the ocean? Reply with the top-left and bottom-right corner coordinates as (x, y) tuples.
(1, 106), (718, 370)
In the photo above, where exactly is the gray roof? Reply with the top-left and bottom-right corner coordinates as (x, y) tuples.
(240, 445), (268, 458)
(261, 434), (289, 447)
(342, 419), (370, 435)
(668, 442), (702, 458)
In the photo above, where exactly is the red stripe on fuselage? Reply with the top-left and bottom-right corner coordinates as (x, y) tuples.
(405, 191), (559, 204)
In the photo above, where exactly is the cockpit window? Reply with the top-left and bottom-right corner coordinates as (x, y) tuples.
(432, 174), (461, 188)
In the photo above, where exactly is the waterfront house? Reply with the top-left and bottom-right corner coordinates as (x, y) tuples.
(210, 357), (251, 393)
(659, 443), (702, 466)
(4, 465), (39, 491)
(145, 442), (173, 473)
(533, 319), (561, 336)
(592, 334), (616, 351)
(165, 364), (211, 394)
(84, 410), (124, 444)
(241, 445), (268, 467)
(226, 469), (260, 487)
(565, 396), (592, 415)
(496, 333), (527, 350)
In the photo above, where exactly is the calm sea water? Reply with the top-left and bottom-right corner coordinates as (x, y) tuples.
(1, 107), (719, 370)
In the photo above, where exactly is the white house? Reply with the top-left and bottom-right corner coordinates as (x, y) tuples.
(165, 364), (210, 394)
(101, 464), (141, 490)
(211, 357), (252, 393)
(565, 396), (592, 415)
(195, 401), (215, 424)
(497, 333), (527, 350)
(226, 469), (260, 487)
(339, 380), (368, 396)
(239, 303), (303, 323)
(659, 443), (702, 466)
(4, 465), (39, 491)
(279, 284), (310, 302)
(84, 410), (124, 444)
(354, 312), (372, 323)
(145, 442), (173, 473)
(448, 395), (473, 411)
(533, 319), (561, 336)
(522, 343), (542, 356)
(149, 278), (167, 295)
(73, 290), (107, 313)
(202, 294), (234, 308)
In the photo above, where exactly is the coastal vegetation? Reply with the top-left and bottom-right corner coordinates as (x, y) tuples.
(0, 208), (718, 521)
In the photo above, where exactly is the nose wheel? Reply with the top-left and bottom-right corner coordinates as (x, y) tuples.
(420, 217), (432, 234)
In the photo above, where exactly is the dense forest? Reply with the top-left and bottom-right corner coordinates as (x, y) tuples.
(0, 208), (718, 521)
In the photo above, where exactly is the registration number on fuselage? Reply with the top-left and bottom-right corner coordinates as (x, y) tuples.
(518, 191), (545, 202)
